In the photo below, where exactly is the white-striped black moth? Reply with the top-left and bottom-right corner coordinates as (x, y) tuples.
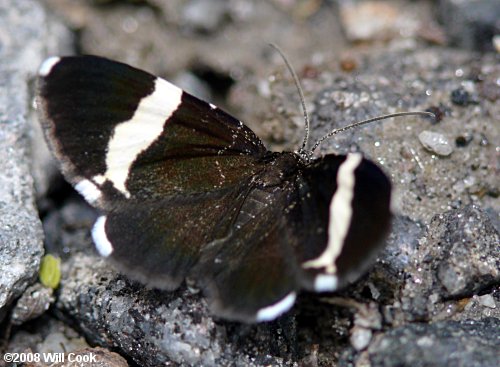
(36, 55), (421, 322)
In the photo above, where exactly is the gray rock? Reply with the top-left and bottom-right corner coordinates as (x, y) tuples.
(433, 205), (499, 296)
(11, 283), (55, 325)
(377, 215), (424, 282)
(401, 205), (499, 321)
(367, 318), (500, 367)
(0, 0), (72, 323)
(439, 0), (500, 52)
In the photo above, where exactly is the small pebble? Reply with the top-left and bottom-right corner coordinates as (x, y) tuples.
(450, 88), (471, 106)
(350, 326), (373, 351)
(455, 134), (473, 147)
(182, 0), (227, 33)
(340, 57), (357, 72)
(11, 283), (55, 325)
(418, 131), (453, 156)
(477, 294), (496, 309)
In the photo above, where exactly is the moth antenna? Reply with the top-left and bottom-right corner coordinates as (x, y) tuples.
(269, 43), (311, 156)
(310, 111), (436, 153)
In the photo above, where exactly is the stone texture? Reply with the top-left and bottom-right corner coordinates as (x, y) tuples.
(0, 0), (71, 323)
(11, 284), (55, 325)
(401, 205), (499, 321)
(43, 0), (344, 85)
(366, 318), (500, 367)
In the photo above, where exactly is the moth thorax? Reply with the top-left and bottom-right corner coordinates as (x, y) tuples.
(259, 152), (301, 187)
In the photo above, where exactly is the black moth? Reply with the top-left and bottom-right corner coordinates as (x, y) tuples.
(36, 55), (391, 322)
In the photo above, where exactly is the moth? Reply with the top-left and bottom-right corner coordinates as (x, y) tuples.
(36, 55), (399, 322)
